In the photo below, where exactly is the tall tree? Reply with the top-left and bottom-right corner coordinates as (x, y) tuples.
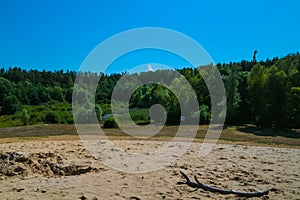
(265, 66), (287, 128)
(247, 64), (267, 126)
(223, 65), (241, 124)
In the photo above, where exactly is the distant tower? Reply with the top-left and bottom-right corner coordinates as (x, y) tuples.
(253, 50), (258, 63)
(147, 64), (154, 72)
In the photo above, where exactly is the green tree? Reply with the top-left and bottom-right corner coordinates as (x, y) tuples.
(170, 76), (198, 123)
(21, 109), (30, 126)
(223, 65), (241, 124)
(50, 86), (65, 102)
(190, 74), (210, 107)
(1, 95), (22, 115)
(26, 82), (40, 105)
(288, 87), (300, 128)
(151, 84), (180, 124)
(65, 87), (73, 103)
(192, 105), (210, 124)
(0, 77), (13, 104)
(265, 66), (287, 128)
(247, 64), (267, 126)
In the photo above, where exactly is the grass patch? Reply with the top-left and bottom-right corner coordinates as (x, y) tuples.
(0, 124), (299, 148)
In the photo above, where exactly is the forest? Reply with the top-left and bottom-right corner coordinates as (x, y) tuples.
(0, 52), (300, 130)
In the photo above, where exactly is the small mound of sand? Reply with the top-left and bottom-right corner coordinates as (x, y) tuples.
(0, 151), (98, 177)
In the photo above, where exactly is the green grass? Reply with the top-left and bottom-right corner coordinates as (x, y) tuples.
(0, 120), (299, 148)
(0, 121), (16, 128)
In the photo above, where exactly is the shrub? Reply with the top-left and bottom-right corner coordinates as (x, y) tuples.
(30, 111), (43, 124)
(129, 109), (150, 125)
(21, 109), (30, 126)
(95, 104), (103, 121)
(56, 110), (73, 124)
(103, 117), (119, 128)
(44, 111), (60, 124)
(101, 104), (112, 115)
(73, 107), (95, 124)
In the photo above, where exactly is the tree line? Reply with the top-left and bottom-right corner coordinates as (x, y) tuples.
(0, 52), (300, 129)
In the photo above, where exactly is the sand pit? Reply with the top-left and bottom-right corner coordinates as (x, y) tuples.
(0, 139), (300, 199)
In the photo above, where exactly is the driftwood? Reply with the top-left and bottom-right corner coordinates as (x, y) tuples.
(177, 171), (269, 197)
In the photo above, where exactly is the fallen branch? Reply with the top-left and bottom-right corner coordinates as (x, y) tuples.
(177, 171), (269, 197)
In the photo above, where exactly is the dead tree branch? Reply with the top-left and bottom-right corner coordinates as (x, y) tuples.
(177, 171), (269, 197)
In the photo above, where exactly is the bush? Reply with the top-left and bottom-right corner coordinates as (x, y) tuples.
(0, 114), (22, 127)
(28, 103), (73, 125)
(95, 104), (103, 121)
(56, 110), (73, 124)
(73, 107), (95, 124)
(101, 104), (112, 115)
(103, 117), (119, 128)
(30, 111), (43, 124)
(21, 109), (30, 126)
(44, 111), (60, 124)
(192, 105), (211, 124)
(129, 109), (150, 125)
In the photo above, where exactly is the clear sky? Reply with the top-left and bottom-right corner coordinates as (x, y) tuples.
(0, 0), (299, 73)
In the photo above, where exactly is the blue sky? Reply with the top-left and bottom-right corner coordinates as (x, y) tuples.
(0, 0), (299, 73)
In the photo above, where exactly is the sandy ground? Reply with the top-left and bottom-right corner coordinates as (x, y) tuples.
(0, 139), (300, 200)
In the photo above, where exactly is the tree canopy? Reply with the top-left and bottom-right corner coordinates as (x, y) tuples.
(1, 52), (300, 130)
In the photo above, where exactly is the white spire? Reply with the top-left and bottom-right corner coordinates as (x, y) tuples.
(147, 64), (154, 72)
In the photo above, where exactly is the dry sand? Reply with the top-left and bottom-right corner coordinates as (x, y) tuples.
(0, 139), (300, 200)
